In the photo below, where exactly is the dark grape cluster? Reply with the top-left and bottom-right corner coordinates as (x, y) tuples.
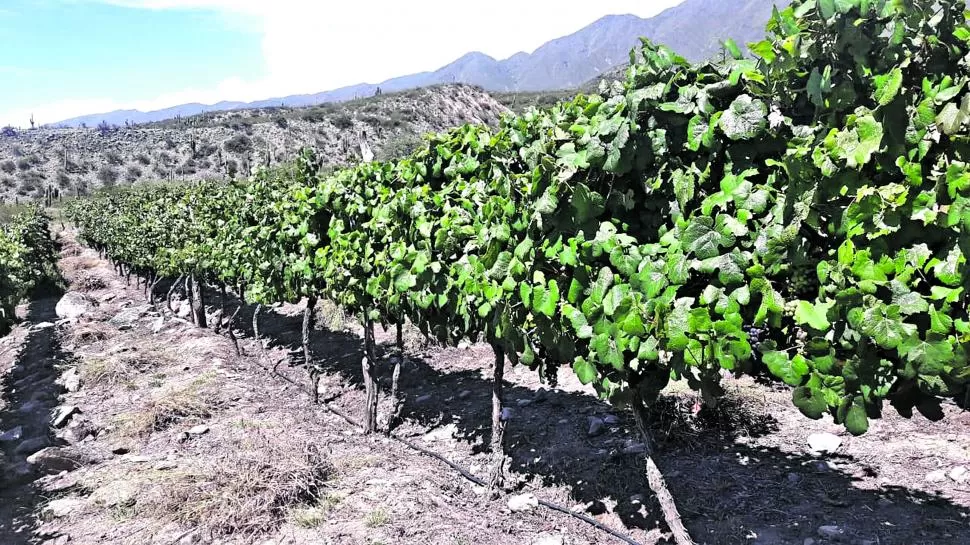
(743, 324), (768, 349)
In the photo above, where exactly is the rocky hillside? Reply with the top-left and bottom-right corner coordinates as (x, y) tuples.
(0, 85), (506, 202)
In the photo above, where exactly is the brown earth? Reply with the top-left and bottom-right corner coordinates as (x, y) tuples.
(0, 229), (968, 545)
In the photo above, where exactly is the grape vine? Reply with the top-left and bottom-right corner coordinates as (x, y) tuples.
(67, 1), (970, 542)
(0, 208), (60, 334)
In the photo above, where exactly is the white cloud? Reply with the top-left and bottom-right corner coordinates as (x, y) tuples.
(2, 0), (685, 125)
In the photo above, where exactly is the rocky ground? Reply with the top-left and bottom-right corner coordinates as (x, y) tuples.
(0, 85), (507, 203)
(0, 229), (968, 545)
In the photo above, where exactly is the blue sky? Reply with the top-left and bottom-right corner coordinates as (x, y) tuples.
(0, 0), (684, 126)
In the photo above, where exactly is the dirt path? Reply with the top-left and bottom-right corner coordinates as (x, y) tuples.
(0, 296), (69, 545)
(0, 229), (967, 545)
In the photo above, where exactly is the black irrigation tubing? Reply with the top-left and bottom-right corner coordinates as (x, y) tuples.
(246, 344), (646, 545)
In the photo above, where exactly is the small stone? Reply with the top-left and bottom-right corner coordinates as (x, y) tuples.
(187, 425), (209, 436)
(27, 448), (84, 474)
(32, 322), (56, 331)
(603, 414), (621, 425)
(817, 525), (845, 540)
(787, 473), (802, 484)
(852, 540), (877, 545)
(629, 494), (646, 504)
(501, 407), (512, 421)
(415, 394), (432, 403)
(109, 306), (150, 328)
(422, 424), (457, 442)
(15, 436), (51, 456)
(807, 433), (842, 455)
(151, 317), (164, 334)
(622, 442), (648, 455)
(111, 446), (130, 455)
(44, 498), (84, 518)
(926, 469), (948, 483)
(532, 533), (564, 545)
(516, 399), (533, 407)
(507, 493), (538, 512)
(949, 466), (968, 483)
(533, 388), (548, 402)
(153, 460), (178, 470)
(125, 455), (151, 463)
(55, 292), (93, 320)
(457, 390), (471, 400)
(60, 368), (80, 393)
(91, 481), (137, 507)
(876, 497), (893, 507)
(457, 341), (470, 350)
(814, 460), (835, 472)
(803, 539), (816, 545)
(51, 406), (81, 428)
(0, 425), (23, 442)
(587, 417), (605, 437)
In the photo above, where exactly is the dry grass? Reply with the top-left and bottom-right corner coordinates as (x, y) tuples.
(67, 323), (112, 346)
(78, 350), (166, 389)
(118, 372), (219, 436)
(73, 269), (110, 291)
(60, 255), (101, 274)
(141, 431), (331, 537)
(364, 507), (390, 528)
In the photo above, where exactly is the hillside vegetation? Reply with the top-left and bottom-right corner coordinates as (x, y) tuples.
(0, 85), (506, 202)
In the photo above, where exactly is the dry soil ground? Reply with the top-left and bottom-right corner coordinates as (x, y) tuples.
(0, 229), (968, 545)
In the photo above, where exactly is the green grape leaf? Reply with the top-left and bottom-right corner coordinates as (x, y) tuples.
(718, 94), (768, 140)
(794, 300), (833, 331)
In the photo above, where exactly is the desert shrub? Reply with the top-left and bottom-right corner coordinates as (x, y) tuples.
(224, 134), (252, 155)
(274, 117), (289, 129)
(135, 153), (151, 166)
(105, 151), (124, 165)
(65, 159), (84, 173)
(56, 170), (71, 188)
(16, 158), (30, 171)
(0, 161), (14, 174)
(18, 175), (41, 195)
(331, 114), (354, 130)
(1, 126), (16, 137)
(97, 165), (119, 186)
(301, 108), (327, 123)
(126, 165), (142, 182)
(164, 137), (177, 150)
(197, 143), (218, 157)
(376, 133), (425, 162)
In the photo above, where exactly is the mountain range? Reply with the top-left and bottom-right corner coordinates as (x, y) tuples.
(52, 0), (788, 128)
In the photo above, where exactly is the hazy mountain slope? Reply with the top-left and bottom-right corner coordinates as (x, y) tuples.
(51, 0), (787, 127)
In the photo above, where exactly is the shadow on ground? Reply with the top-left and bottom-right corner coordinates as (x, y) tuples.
(171, 284), (969, 545)
(0, 295), (70, 545)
